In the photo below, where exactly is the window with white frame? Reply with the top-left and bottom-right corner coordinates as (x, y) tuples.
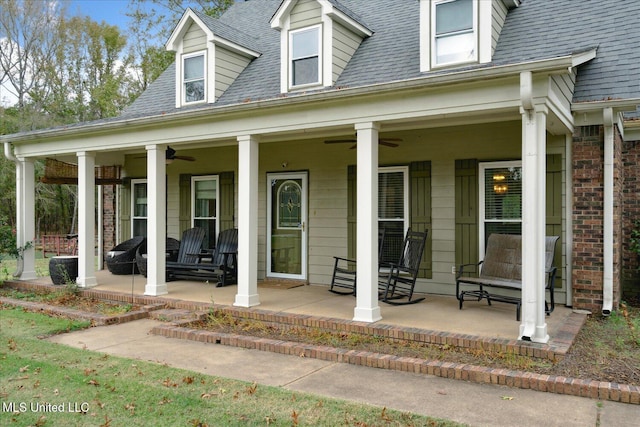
(183, 52), (206, 103)
(479, 161), (522, 254)
(432, 0), (477, 66)
(192, 175), (218, 249)
(132, 179), (147, 237)
(379, 167), (409, 265)
(289, 25), (321, 88)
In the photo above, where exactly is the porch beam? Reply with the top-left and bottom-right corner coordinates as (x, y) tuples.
(353, 122), (382, 323)
(144, 144), (168, 296)
(77, 152), (97, 287)
(235, 134), (260, 307)
(18, 158), (36, 280)
(519, 72), (549, 342)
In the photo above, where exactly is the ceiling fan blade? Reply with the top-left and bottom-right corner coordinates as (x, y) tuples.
(379, 140), (399, 147)
(174, 155), (196, 161)
(324, 139), (357, 144)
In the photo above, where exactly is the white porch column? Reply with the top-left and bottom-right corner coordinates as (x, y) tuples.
(519, 98), (549, 343)
(144, 144), (168, 296)
(18, 158), (36, 280)
(234, 135), (260, 307)
(77, 152), (97, 287)
(353, 122), (382, 323)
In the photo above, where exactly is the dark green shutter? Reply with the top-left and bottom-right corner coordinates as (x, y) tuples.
(347, 165), (357, 260)
(120, 178), (131, 240)
(410, 161), (432, 279)
(455, 159), (478, 274)
(179, 174), (192, 235)
(219, 171), (235, 231)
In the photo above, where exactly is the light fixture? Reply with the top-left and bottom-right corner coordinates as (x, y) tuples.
(493, 173), (507, 194)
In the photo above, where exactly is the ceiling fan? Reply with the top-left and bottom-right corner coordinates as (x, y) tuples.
(324, 136), (401, 149)
(134, 146), (196, 162)
(165, 146), (195, 162)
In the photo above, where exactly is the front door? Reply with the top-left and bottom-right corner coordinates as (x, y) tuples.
(267, 172), (308, 280)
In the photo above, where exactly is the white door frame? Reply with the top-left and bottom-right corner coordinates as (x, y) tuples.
(266, 171), (308, 280)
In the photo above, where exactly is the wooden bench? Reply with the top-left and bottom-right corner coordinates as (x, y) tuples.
(167, 228), (238, 287)
(42, 234), (78, 257)
(455, 234), (559, 320)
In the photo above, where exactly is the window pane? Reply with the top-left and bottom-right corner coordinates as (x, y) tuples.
(184, 55), (204, 80)
(194, 218), (216, 249)
(133, 183), (147, 217)
(435, 32), (475, 64)
(379, 169), (406, 264)
(484, 166), (522, 221)
(292, 28), (319, 59)
(379, 172), (404, 219)
(185, 80), (204, 102)
(194, 180), (216, 218)
(293, 57), (319, 86)
(379, 221), (404, 265)
(436, 0), (473, 35)
(133, 219), (147, 237)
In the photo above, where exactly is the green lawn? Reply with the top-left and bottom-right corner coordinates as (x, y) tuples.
(0, 306), (460, 426)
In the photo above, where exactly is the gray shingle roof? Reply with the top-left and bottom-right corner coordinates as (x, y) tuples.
(122, 0), (640, 119)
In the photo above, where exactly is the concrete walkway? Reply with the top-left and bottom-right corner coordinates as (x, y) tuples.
(48, 319), (638, 427)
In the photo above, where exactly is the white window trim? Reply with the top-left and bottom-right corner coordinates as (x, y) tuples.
(478, 160), (522, 259)
(131, 179), (147, 237)
(182, 50), (207, 105)
(378, 165), (410, 236)
(191, 175), (219, 241)
(288, 24), (323, 90)
(430, 0), (478, 68)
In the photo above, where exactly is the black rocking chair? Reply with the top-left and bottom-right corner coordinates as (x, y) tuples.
(378, 228), (428, 305)
(329, 229), (385, 295)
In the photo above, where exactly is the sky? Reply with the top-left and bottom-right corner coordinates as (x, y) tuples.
(65, 0), (139, 29)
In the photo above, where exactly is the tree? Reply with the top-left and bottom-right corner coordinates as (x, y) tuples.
(126, 0), (234, 92)
(30, 16), (133, 124)
(0, 0), (66, 130)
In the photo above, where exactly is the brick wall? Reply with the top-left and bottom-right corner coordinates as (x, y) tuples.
(623, 139), (640, 300)
(571, 125), (624, 312)
(102, 185), (116, 254)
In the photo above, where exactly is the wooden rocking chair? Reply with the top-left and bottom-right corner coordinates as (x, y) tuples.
(378, 228), (428, 305)
(329, 229), (385, 295)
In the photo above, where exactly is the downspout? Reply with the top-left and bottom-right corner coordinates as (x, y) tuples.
(3, 142), (24, 278)
(602, 107), (614, 316)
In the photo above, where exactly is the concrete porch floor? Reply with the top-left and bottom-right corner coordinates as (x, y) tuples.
(50, 270), (576, 342)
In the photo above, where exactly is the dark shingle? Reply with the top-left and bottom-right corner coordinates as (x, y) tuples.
(123, 0), (640, 120)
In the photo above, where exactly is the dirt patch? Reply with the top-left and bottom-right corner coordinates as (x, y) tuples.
(0, 288), (140, 316)
(187, 303), (640, 387)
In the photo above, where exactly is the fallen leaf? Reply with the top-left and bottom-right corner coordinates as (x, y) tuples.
(501, 396), (514, 400)
(19, 365), (29, 373)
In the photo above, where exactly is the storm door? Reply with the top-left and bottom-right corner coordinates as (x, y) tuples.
(266, 172), (308, 280)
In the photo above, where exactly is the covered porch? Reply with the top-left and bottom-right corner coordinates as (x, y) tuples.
(8, 58), (614, 345)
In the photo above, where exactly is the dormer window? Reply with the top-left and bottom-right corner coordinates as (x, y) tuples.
(290, 25), (322, 88)
(432, 0), (477, 66)
(168, 9), (260, 108)
(271, 1), (372, 94)
(421, 0), (501, 72)
(183, 52), (206, 103)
